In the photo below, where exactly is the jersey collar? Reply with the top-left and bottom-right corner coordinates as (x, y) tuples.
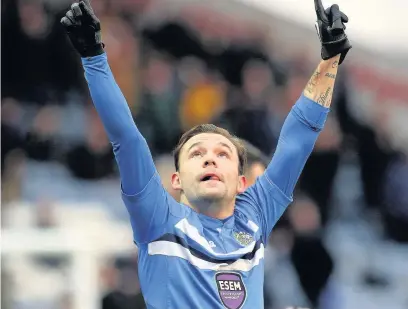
(198, 212), (235, 229)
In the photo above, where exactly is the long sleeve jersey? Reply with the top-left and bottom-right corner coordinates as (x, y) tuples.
(82, 53), (329, 309)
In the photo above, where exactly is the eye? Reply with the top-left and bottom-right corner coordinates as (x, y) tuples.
(218, 152), (229, 158)
(190, 151), (202, 158)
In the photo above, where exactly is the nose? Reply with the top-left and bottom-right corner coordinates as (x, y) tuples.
(203, 156), (217, 168)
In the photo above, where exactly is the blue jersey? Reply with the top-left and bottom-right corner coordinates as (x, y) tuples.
(82, 53), (329, 309)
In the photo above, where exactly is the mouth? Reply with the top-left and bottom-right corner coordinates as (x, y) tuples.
(200, 173), (221, 182)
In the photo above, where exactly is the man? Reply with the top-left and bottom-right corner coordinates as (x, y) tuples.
(155, 155), (181, 201)
(61, 1), (351, 308)
(241, 140), (269, 189)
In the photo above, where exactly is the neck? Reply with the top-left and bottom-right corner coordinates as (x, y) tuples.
(180, 195), (235, 219)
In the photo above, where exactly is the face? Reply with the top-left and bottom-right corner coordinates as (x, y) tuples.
(171, 133), (246, 204)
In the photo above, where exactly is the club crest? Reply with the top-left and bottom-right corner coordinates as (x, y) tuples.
(233, 231), (254, 246)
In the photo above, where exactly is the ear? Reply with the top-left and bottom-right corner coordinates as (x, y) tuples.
(236, 175), (247, 194)
(171, 171), (183, 191)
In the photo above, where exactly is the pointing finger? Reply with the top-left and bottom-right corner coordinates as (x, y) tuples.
(329, 4), (343, 33)
(79, 0), (94, 17)
(314, 0), (326, 20)
(82, 0), (92, 7)
(71, 3), (82, 18)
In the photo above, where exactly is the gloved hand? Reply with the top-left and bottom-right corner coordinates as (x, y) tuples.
(314, 0), (351, 64)
(60, 0), (104, 57)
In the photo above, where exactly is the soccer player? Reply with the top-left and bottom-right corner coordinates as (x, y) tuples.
(61, 1), (351, 308)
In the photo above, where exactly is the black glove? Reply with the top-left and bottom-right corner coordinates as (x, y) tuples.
(314, 0), (351, 64)
(60, 0), (104, 57)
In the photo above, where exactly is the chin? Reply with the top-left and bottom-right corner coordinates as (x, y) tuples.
(194, 181), (228, 201)
(203, 193), (224, 201)
(198, 189), (226, 201)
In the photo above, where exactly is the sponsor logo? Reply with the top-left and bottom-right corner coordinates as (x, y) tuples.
(215, 272), (246, 309)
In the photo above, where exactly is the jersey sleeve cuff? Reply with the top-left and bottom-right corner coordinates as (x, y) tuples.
(293, 94), (330, 130)
(81, 52), (107, 66)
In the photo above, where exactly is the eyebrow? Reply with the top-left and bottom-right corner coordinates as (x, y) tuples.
(187, 142), (202, 152)
(187, 142), (233, 153)
(218, 142), (233, 153)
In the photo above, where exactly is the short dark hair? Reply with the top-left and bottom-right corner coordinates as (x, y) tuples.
(173, 124), (247, 175)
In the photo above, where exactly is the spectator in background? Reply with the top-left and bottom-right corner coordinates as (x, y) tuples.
(334, 76), (408, 244)
(216, 60), (277, 155)
(155, 155), (181, 201)
(335, 76), (394, 212)
(1, 98), (27, 205)
(241, 140), (269, 188)
(66, 108), (115, 180)
(136, 53), (182, 156)
(288, 195), (334, 309)
(264, 228), (309, 309)
(1, 98), (25, 175)
(179, 57), (226, 131)
(98, 4), (139, 108)
(382, 153), (408, 243)
(1, 0), (85, 103)
(264, 195), (334, 309)
(24, 105), (61, 162)
(102, 255), (146, 309)
(1, 149), (26, 213)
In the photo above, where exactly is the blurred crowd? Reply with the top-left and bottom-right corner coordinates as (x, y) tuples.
(2, 0), (408, 309)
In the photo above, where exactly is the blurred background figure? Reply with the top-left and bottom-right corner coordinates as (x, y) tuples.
(287, 196), (334, 309)
(241, 140), (269, 188)
(101, 255), (146, 309)
(155, 154), (180, 201)
(2, 0), (408, 309)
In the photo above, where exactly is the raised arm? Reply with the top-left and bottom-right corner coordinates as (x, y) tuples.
(240, 56), (340, 241)
(240, 0), (351, 240)
(266, 0), (352, 196)
(60, 0), (155, 195)
(81, 54), (155, 194)
(61, 1), (178, 244)
(266, 55), (340, 195)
